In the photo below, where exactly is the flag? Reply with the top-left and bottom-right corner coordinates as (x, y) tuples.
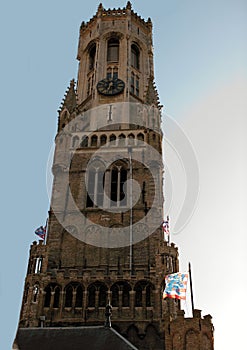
(35, 225), (46, 240)
(163, 272), (188, 300)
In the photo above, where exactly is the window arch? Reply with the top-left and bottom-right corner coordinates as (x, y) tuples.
(64, 284), (73, 307)
(134, 281), (154, 307)
(89, 43), (96, 71)
(72, 136), (79, 148)
(131, 44), (140, 70)
(88, 284), (96, 307)
(53, 286), (61, 308)
(33, 284), (39, 302)
(91, 135), (98, 147)
(118, 133), (126, 146)
(98, 284), (107, 307)
(87, 282), (108, 307)
(128, 133), (135, 145)
(137, 133), (144, 143)
(109, 134), (116, 145)
(86, 160), (105, 208)
(111, 281), (131, 307)
(44, 285), (51, 307)
(75, 284), (83, 308)
(110, 161), (127, 207)
(107, 38), (119, 62)
(81, 136), (88, 148)
(100, 135), (107, 146)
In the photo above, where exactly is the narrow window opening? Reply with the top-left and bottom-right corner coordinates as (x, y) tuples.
(131, 44), (140, 70)
(107, 38), (119, 62)
(89, 44), (96, 71)
(44, 286), (51, 307)
(75, 285), (83, 307)
(53, 287), (60, 308)
(65, 285), (73, 307)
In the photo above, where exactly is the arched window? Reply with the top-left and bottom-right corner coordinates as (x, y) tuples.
(134, 281), (154, 307)
(33, 284), (39, 302)
(110, 162), (127, 207)
(98, 284), (107, 307)
(109, 134), (116, 145)
(107, 38), (119, 62)
(34, 256), (43, 274)
(111, 284), (119, 307)
(91, 135), (98, 147)
(72, 136), (79, 148)
(111, 282), (131, 307)
(86, 160), (105, 208)
(75, 285), (83, 307)
(65, 285), (73, 307)
(131, 44), (140, 70)
(134, 283), (143, 307)
(137, 133), (144, 143)
(89, 44), (96, 71)
(118, 133), (126, 146)
(44, 285), (51, 307)
(100, 135), (107, 146)
(53, 286), (60, 308)
(81, 136), (88, 147)
(128, 133), (135, 145)
(88, 284), (96, 307)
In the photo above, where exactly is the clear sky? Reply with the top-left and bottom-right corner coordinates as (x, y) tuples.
(0, 1), (246, 349)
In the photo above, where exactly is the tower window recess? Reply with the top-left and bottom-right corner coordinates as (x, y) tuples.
(89, 44), (96, 71)
(100, 135), (107, 146)
(134, 281), (154, 307)
(75, 285), (83, 307)
(107, 38), (119, 62)
(88, 282), (107, 307)
(111, 282), (131, 307)
(64, 284), (73, 307)
(130, 73), (139, 97)
(109, 134), (116, 145)
(110, 162), (127, 207)
(86, 160), (105, 208)
(33, 284), (39, 302)
(107, 67), (118, 80)
(131, 44), (140, 70)
(44, 286), (52, 307)
(81, 135), (88, 147)
(34, 256), (43, 274)
(91, 135), (98, 147)
(53, 286), (61, 308)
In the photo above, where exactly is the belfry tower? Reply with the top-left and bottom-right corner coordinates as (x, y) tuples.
(14, 3), (214, 350)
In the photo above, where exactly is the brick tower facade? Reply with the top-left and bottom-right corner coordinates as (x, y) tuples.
(14, 3), (214, 350)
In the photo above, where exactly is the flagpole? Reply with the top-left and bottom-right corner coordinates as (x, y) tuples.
(188, 262), (195, 316)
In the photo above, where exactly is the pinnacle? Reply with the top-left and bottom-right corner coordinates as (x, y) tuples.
(59, 79), (77, 114)
(126, 1), (132, 10)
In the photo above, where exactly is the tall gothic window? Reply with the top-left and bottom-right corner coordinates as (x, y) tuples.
(64, 284), (73, 307)
(107, 38), (119, 62)
(89, 43), (96, 71)
(75, 285), (83, 308)
(53, 286), (61, 308)
(86, 160), (105, 208)
(110, 162), (127, 207)
(44, 285), (52, 307)
(131, 44), (140, 70)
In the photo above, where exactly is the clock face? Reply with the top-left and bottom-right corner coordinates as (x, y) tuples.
(97, 78), (125, 96)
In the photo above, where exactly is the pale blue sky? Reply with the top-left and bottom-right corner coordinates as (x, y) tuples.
(0, 1), (246, 349)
